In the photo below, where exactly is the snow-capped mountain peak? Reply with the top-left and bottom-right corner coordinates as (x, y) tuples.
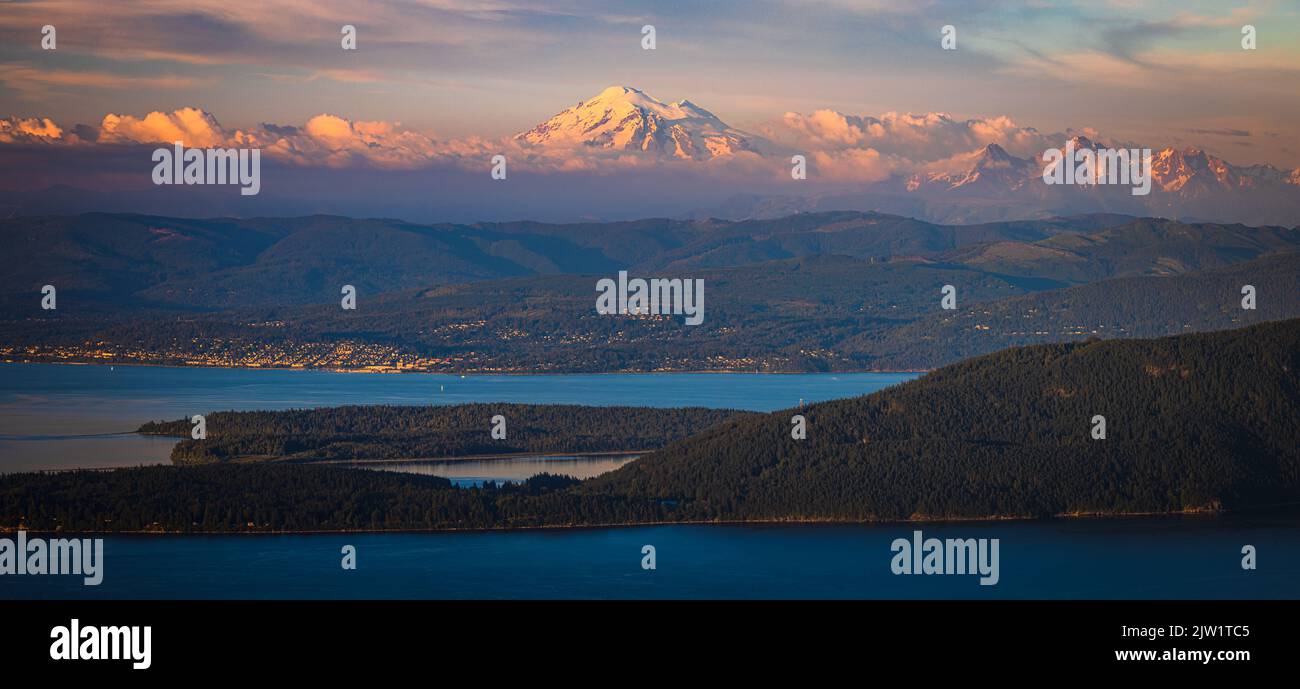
(516, 85), (755, 160)
(973, 143), (1016, 167)
(1148, 146), (1266, 195)
(908, 143), (1038, 193)
(895, 136), (1300, 219)
(1066, 134), (1097, 150)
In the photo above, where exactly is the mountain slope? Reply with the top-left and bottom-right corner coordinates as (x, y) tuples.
(942, 217), (1299, 283)
(857, 251), (1300, 369)
(0, 210), (1131, 313)
(722, 135), (1300, 226)
(516, 85), (759, 160)
(0, 213), (289, 311)
(6, 222), (1298, 373)
(583, 318), (1300, 520)
(907, 143), (1040, 194)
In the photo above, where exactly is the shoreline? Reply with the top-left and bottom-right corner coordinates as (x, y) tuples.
(313, 450), (643, 465)
(4, 506), (1259, 537)
(0, 358), (933, 376)
(27, 450), (644, 474)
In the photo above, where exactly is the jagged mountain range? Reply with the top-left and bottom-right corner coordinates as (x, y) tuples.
(4, 85), (1299, 225)
(519, 86), (1300, 197)
(718, 139), (1300, 226)
(513, 86), (1300, 225)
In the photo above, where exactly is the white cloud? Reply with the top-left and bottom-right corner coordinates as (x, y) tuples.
(763, 110), (1050, 164)
(100, 108), (229, 147)
(0, 116), (65, 143)
(0, 104), (1083, 182)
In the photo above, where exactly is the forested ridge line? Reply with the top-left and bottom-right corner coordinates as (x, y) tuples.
(3, 319), (1297, 531)
(138, 403), (754, 464)
(584, 317), (1300, 521)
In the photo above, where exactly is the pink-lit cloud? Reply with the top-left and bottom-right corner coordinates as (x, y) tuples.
(763, 110), (1051, 162)
(11, 101), (1291, 189)
(0, 116), (65, 143)
(0, 100), (1093, 186)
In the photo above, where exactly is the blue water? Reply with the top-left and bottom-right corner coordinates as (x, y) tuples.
(3, 517), (1296, 599)
(0, 362), (917, 472)
(351, 454), (641, 485)
(1, 362), (1297, 600)
(0, 362), (915, 418)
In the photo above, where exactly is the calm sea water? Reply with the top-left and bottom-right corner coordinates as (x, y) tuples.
(349, 454), (641, 485)
(3, 517), (1296, 599)
(1, 362), (1296, 599)
(0, 362), (916, 473)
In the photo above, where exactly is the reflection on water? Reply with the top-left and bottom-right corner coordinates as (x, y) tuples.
(349, 454), (640, 485)
(0, 434), (176, 474)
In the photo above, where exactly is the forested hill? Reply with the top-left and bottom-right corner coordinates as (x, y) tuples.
(3, 320), (1297, 532)
(857, 250), (1300, 369)
(138, 404), (754, 464)
(6, 215), (1297, 374)
(0, 210), (1106, 312)
(581, 318), (1300, 521)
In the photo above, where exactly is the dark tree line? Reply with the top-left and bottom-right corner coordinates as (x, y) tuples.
(3, 319), (1298, 531)
(585, 318), (1300, 520)
(139, 403), (752, 464)
(0, 465), (621, 532)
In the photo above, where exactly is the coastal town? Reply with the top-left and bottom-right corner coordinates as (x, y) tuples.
(0, 339), (794, 374)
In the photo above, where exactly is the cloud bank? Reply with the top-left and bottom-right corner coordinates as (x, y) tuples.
(2, 105), (1073, 182)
